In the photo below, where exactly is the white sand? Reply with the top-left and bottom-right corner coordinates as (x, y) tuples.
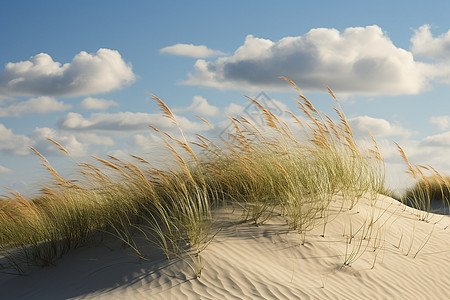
(1, 195), (449, 299)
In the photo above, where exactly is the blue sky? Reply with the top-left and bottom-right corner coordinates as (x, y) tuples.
(2, 0), (450, 194)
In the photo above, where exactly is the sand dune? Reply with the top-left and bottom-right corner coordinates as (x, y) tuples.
(1, 195), (449, 299)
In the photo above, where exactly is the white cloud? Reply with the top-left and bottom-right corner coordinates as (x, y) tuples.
(0, 124), (33, 155)
(265, 98), (289, 112)
(78, 133), (115, 146)
(223, 95), (288, 117)
(173, 96), (219, 116)
(398, 138), (450, 177)
(411, 24), (450, 60)
(430, 115), (450, 131)
(368, 133), (450, 191)
(369, 138), (400, 160)
(58, 111), (209, 132)
(420, 131), (450, 147)
(29, 127), (114, 157)
(80, 97), (119, 110)
(0, 96), (71, 117)
(0, 165), (12, 174)
(59, 112), (171, 131)
(105, 149), (131, 160)
(0, 49), (135, 97)
(225, 103), (245, 115)
(30, 127), (87, 157)
(59, 112), (94, 129)
(409, 25), (450, 84)
(133, 133), (164, 151)
(0, 123), (109, 158)
(0, 95), (13, 105)
(160, 43), (225, 58)
(184, 26), (432, 95)
(348, 115), (413, 138)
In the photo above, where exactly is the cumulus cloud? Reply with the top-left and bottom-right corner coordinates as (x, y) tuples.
(396, 137), (450, 177)
(225, 103), (245, 115)
(0, 165), (12, 174)
(0, 124), (32, 155)
(160, 43), (225, 58)
(173, 96), (219, 116)
(80, 97), (119, 110)
(411, 25), (450, 60)
(30, 127), (86, 157)
(348, 115), (413, 138)
(184, 25), (433, 95)
(133, 133), (165, 151)
(430, 115), (450, 131)
(0, 49), (135, 97)
(0, 96), (71, 117)
(29, 127), (114, 157)
(420, 131), (450, 147)
(409, 25), (450, 83)
(77, 133), (115, 146)
(58, 111), (209, 132)
(264, 98), (289, 112)
(0, 123), (114, 158)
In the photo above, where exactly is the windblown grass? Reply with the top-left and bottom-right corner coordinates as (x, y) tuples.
(0, 79), (441, 276)
(402, 174), (450, 218)
(395, 142), (450, 220)
(203, 79), (386, 236)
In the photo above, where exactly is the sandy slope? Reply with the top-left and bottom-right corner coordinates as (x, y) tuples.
(1, 195), (449, 299)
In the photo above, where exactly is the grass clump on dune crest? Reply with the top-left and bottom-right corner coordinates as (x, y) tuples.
(203, 79), (385, 235)
(395, 142), (450, 220)
(402, 174), (450, 219)
(0, 78), (441, 276)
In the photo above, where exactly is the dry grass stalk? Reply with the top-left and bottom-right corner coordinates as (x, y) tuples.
(245, 96), (279, 130)
(29, 146), (49, 164)
(91, 156), (130, 179)
(368, 131), (383, 161)
(280, 76), (302, 94)
(324, 84), (338, 103)
(285, 111), (304, 128)
(152, 95), (196, 160)
(129, 155), (150, 165)
(195, 115), (213, 128)
(47, 138), (71, 157)
(394, 142), (416, 179)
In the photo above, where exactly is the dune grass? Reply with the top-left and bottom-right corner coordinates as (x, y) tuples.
(0, 79), (442, 276)
(402, 175), (450, 216)
(395, 142), (450, 220)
